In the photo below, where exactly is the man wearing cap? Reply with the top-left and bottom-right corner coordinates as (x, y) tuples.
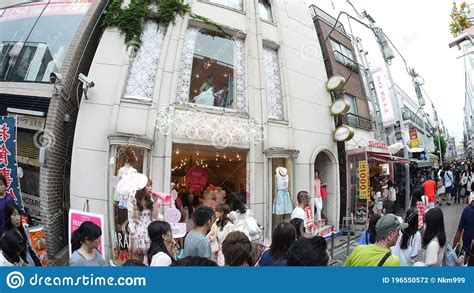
(344, 214), (407, 266)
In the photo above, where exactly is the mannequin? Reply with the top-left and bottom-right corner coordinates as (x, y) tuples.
(115, 162), (137, 208)
(314, 170), (323, 222)
(273, 167), (293, 215)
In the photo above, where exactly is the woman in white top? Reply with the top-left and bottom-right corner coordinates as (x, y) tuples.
(207, 204), (236, 266)
(229, 192), (262, 242)
(391, 209), (421, 266)
(147, 221), (177, 266)
(420, 208), (446, 266)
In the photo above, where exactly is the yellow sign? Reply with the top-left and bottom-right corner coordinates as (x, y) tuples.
(358, 160), (370, 200)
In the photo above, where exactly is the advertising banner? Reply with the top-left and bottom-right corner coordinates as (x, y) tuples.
(26, 225), (48, 266)
(372, 67), (396, 127)
(185, 167), (208, 191)
(68, 209), (105, 257)
(358, 160), (370, 200)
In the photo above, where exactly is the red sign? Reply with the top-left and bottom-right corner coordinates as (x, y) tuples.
(185, 167), (208, 190)
(368, 140), (388, 149)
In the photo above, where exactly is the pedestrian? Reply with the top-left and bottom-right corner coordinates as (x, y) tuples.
(229, 192), (261, 241)
(414, 188), (429, 230)
(290, 190), (309, 221)
(359, 214), (381, 245)
(147, 221), (177, 266)
(3, 201), (41, 266)
(257, 223), (296, 266)
(70, 221), (106, 266)
(170, 256), (218, 266)
(0, 174), (12, 237)
(183, 206), (214, 258)
(0, 230), (27, 266)
(421, 175), (437, 210)
(453, 164), (462, 204)
(461, 164), (473, 204)
(373, 191), (384, 216)
(207, 203), (235, 265)
(128, 178), (159, 262)
(453, 193), (474, 263)
(386, 180), (397, 213)
(444, 166), (454, 206)
(221, 231), (253, 266)
(290, 218), (305, 240)
(417, 208), (446, 266)
(391, 209), (421, 266)
(287, 236), (330, 266)
(436, 172), (445, 206)
(344, 214), (407, 266)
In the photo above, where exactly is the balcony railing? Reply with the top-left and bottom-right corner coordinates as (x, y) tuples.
(347, 113), (373, 130)
(309, 5), (347, 36)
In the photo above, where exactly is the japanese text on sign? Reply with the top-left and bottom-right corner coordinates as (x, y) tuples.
(359, 160), (370, 200)
(0, 118), (22, 209)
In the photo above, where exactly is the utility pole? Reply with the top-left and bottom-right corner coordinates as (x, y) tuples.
(362, 11), (411, 211)
(432, 104), (443, 166)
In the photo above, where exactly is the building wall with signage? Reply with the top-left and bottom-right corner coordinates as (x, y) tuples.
(70, 0), (340, 259)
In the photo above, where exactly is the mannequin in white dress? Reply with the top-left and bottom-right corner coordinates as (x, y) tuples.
(314, 170), (323, 222)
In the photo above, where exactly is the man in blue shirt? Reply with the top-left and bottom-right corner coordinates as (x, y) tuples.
(453, 197), (474, 263)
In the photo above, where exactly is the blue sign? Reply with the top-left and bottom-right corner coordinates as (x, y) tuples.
(0, 267), (472, 293)
(0, 117), (23, 210)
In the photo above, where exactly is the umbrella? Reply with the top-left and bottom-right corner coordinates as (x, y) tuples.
(116, 173), (148, 195)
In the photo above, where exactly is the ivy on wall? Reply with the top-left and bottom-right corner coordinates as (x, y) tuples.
(102, 0), (230, 44)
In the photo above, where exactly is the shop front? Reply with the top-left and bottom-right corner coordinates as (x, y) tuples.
(346, 141), (409, 225)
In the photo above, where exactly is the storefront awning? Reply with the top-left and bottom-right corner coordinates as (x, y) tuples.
(368, 153), (410, 164)
(408, 147), (425, 153)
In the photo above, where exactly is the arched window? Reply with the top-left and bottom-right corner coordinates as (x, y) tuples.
(259, 0), (273, 22)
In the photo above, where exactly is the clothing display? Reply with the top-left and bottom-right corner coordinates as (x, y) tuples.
(273, 167), (293, 215)
(314, 177), (322, 221)
(115, 163), (137, 208)
(194, 87), (215, 106)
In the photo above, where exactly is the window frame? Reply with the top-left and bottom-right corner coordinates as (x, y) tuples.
(258, 0), (274, 23)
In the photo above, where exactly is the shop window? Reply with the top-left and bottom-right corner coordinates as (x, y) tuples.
(264, 46), (284, 120)
(259, 0), (273, 22)
(176, 27), (248, 112)
(110, 145), (148, 265)
(0, 1), (91, 82)
(270, 158), (293, 230)
(123, 21), (165, 101)
(330, 39), (356, 69)
(201, 0), (243, 11)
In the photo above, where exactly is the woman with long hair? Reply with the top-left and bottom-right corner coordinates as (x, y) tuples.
(147, 221), (177, 266)
(391, 209), (421, 266)
(420, 208), (447, 266)
(70, 221), (106, 266)
(128, 178), (156, 262)
(3, 201), (41, 266)
(0, 230), (28, 266)
(207, 204), (235, 266)
(359, 214), (381, 245)
(257, 223), (296, 266)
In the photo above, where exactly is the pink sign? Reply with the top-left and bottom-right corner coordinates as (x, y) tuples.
(185, 167), (208, 190)
(68, 209), (105, 258)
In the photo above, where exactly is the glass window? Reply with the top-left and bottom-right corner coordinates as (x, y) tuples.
(188, 30), (236, 109)
(330, 39), (356, 68)
(344, 94), (358, 115)
(259, 0), (273, 22)
(201, 0), (243, 11)
(0, 0), (91, 82)
(110, 145), (147, 265)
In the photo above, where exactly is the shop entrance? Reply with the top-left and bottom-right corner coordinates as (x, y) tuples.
(171, 144), (247, 203)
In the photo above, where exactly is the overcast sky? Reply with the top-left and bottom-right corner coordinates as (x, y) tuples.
(305, 0), (466, 142)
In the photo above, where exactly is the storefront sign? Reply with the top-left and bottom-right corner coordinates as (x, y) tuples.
(333, 125), (355, 142)
(358, 160), (370, 200)
(21, 192), (41, 220)
(368, 140), (388, 149)
(304, 206), (314, 229)
(372, 67), (396, 127)
(26, 225), (48, 266)
(329, 99), (350, 116)
(68, 209), (105, 257)
(185, 167), (208, 190)
(409, 129), (419, 148)
(0, 117), (23, 209)
(8, 114), (45, 131)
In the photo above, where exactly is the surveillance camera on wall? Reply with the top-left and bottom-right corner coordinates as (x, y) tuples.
(50, 72), (62, 83)
(78, 73), (95, 88)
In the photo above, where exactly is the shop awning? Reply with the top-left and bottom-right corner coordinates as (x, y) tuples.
(408, 147), (425, 153)
(368, 153), (410, 164)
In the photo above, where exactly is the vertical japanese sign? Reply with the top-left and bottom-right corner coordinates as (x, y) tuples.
(358, 160), (370, 200)
(409, 129), (419, 148)
(372, 67), (396, 127)
(0, 117), (23, 209)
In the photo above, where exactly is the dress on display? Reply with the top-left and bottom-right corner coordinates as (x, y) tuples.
(194, 87), (215, 106)
(273, 171), (293, 215)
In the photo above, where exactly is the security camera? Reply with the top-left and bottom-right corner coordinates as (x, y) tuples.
(50, 72), (62, 83)
(449, 34), (474, 48)
(78, 73), (95, 88)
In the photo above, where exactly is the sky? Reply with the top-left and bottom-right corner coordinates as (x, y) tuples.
(305, 0), (466, 142)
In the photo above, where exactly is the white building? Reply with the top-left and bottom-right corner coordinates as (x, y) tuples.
(70, 0), (340, 262)
(461, 3), (474, 158)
